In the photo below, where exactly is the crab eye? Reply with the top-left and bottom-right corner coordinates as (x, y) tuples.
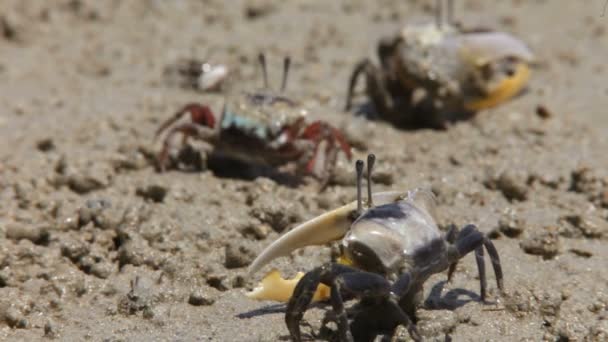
(347, 241), (386, 273)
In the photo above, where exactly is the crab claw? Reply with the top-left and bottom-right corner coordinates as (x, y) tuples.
(454, 31), (535, 111)
(457, 31), (535, 66)
(198, 63), (228, 91)
(245, 269), (331, 302)
(247, 191), (407, 276)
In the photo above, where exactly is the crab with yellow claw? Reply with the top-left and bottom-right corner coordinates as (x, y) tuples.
(247, 154), (504, 341)
(155, 54), (352, 187)
(345, 0), (535, 128)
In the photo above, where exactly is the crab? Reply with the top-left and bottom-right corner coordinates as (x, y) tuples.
(163, 58), (229, 92)
(155, 54), (352, 186)
(345, 0), (535, 128)
(247, 154), (504, 341)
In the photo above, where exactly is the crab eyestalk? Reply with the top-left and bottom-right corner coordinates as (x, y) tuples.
(435, 0), (454, 29)
(281, 56), (291, 92)
(356, 159), (364, 214)
(258, 53), (269, 89)
(367, 153), (375, 207)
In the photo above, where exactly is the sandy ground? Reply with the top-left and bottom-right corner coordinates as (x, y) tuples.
(1, 0), (607, 341)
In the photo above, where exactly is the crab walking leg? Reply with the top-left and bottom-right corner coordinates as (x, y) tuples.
(446, 224), (476, 282)
(483, 238), (505, 293)
(462, 225), (488, 301)
(346, 59), (395, 120)
(475, 244), (487, 302)
(247, 191), (407, 276)
(318, 139), (338, 191)
(300, 121), (352, 159)
(157, 122), (216, 171)
(286, 264), (358, 342)
(449, 225), (503, 301)
(345, 58), (369, 111)
(329, 280), (351, 342)
(287, 263), (421, 342)
(338, 271), (420, 342)
(445, 225), (459, 281)
(295, 120), (352, 186)
(155, 103), (216, 138)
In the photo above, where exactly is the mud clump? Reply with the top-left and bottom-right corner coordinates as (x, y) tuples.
(135, 184), (168, 203)
(60, 232), (116, 279)
(2, 307), (28, 329)
(569, 166), (608, 207)
(117, 276), (157, 319)
(244, 0), (276, 19)
(36, 137), (55, 152)
(505, 289), (536, 317)
(562, 214), (607, 239)
(497, 209), (527, 238)
(117, 235), (160, 269)
(44, 320), (59, 338)
(188, 286), (220, 306)
(485, 170), (529, 202)
(416, 309), (458, 338)
(238, 221), (272, 240)
(537, 290), (563, 319)
(77, 198), (117, 229)
(64, 166), (113, 194)
(5, 223), (50, 245)
(111, 144), (150, 172)
(0, 1), (607, 341)
(249, 199), (305, 233)
(224, 242), (256, 269)
(520, 229), (561, 259)
(203, 266), (229, 291)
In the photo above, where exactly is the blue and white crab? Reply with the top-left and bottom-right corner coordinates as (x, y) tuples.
(248, 155), (504, 341)
(156, 54), (352, 185)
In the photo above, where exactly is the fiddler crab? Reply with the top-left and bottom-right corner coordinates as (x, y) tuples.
(163, 58), (229, 92)
(345, 0), (535, 128)
(155, 54), (352, 186)
(247, 154), (504, 341)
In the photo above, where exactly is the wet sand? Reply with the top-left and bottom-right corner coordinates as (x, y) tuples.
(0, 1), (607, 341)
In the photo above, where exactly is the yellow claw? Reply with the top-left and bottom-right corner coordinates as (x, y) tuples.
(465, 62), (531, 111)
(246, 269), (331, 302)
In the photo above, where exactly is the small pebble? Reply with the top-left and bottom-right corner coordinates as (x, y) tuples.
(535, 104), (552, 119)
(188, 287), (218, 306)
(244, 0), (276, 19)
(4, 307), (27, 328)
(36, 138), (55, 152)
(90, 261), (114, 279)
(67, 173), (107, 194)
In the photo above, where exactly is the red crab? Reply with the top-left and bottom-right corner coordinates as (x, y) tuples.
(155, 54), (352, 187)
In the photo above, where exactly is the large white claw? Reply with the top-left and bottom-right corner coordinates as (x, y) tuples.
(456, 31), (535, 65)
(247, 191), (406, 276)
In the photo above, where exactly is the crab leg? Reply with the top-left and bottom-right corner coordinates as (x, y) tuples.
(299, 120), (352, 185)
(247, 191), (406, 276)
(155, 103), (216, 138)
